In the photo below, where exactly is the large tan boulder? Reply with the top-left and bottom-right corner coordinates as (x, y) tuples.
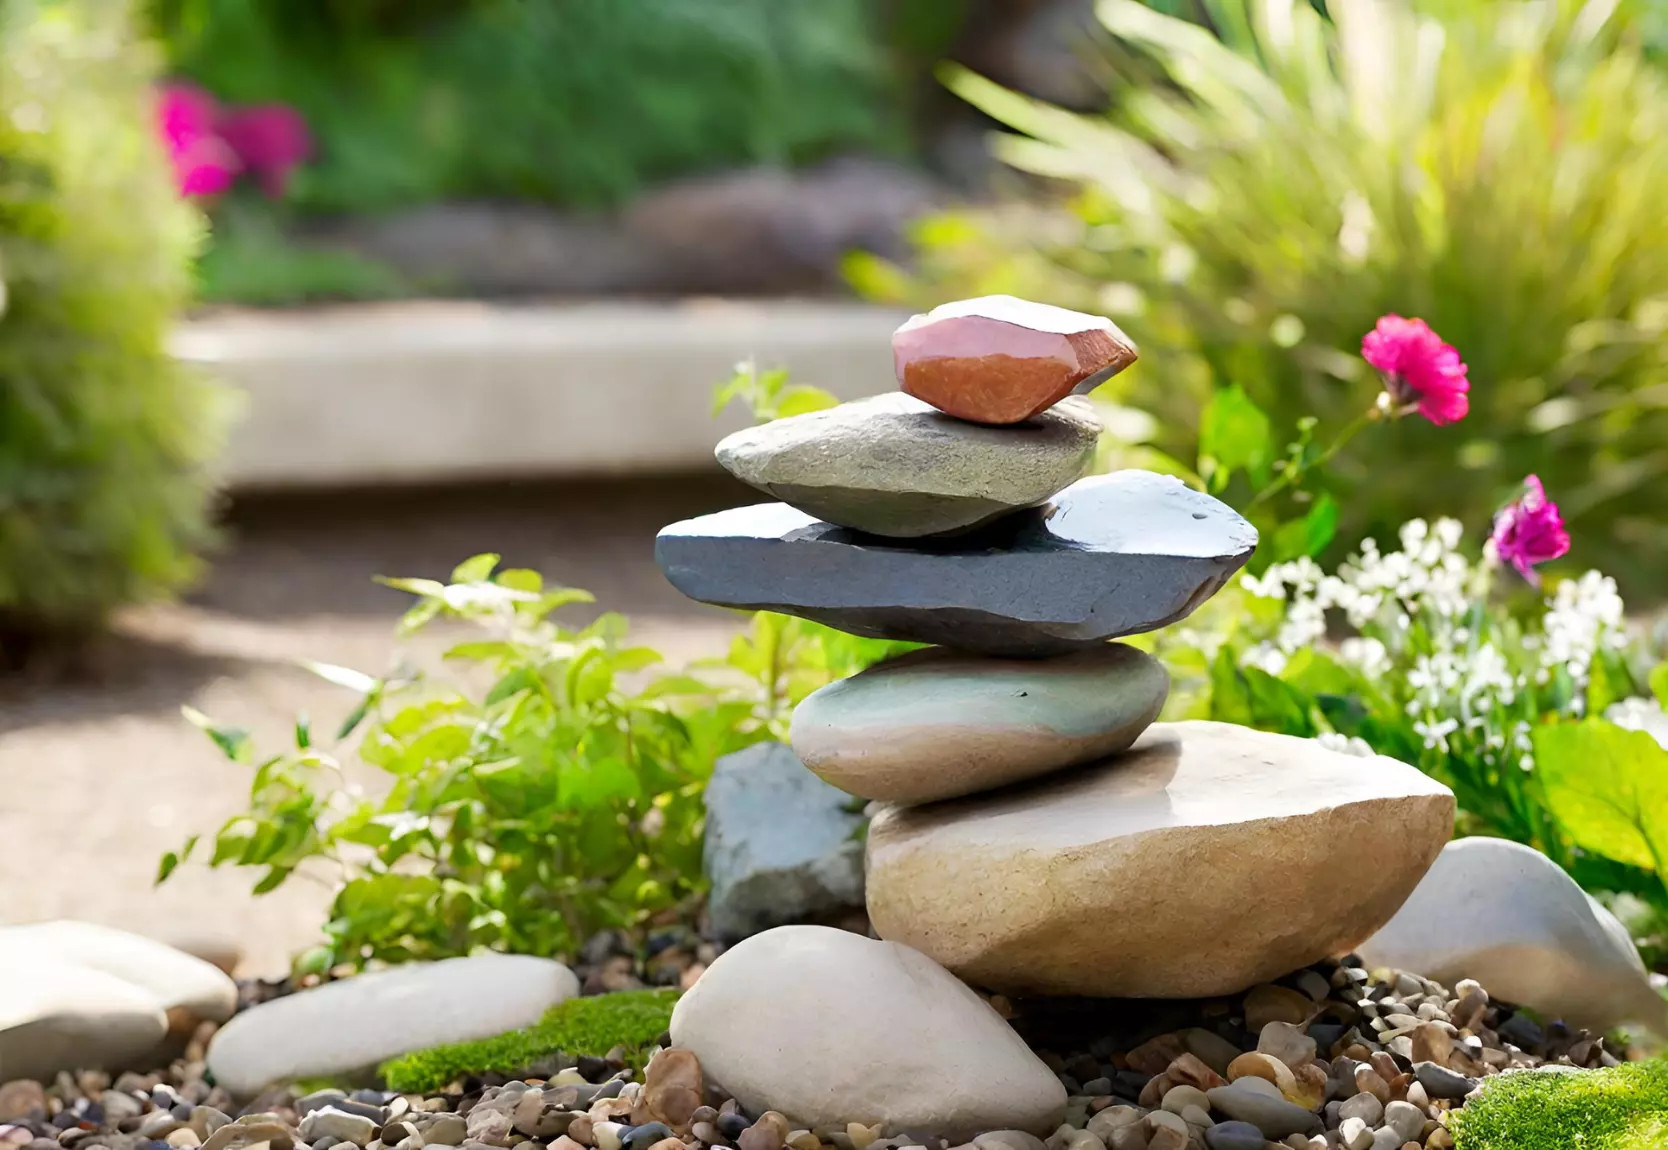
(866, 721), (1454, 997)
(670, 925), (1066, 1138)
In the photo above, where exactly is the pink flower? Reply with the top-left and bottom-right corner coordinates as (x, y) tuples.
(219, 105), (311, 198)
(1491, 475), (1570, 583)
(156, 84), (238, 198)
(1361, 315), (1470, 425)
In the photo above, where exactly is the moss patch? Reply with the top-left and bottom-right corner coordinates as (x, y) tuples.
(1453, 1061), (1668, 1150)
(379, 988), (678, 1094)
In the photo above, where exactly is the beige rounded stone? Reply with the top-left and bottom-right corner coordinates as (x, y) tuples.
(865, 721), (1454, 997)
(669, 925), (1065, 1138)
(790, 644), (1168, 805)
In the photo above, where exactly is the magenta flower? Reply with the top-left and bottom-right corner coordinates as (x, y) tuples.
(1361, 315), (1470, 425)
(1491, 475), (1570, 583)
(219, 105), (311, 198)
(156, 84), (238, 198)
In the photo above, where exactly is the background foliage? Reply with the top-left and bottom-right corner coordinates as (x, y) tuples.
(855, 0), (1668, 599)
(150, 0), (906, 215)
(0, 0), (224, 650)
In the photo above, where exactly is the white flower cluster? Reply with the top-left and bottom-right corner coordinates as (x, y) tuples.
(1540, 570), (1628, 686)
(1240, 517), (1629, 771)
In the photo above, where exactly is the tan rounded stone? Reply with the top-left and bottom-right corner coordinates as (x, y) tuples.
(865, 722), (1454, 997)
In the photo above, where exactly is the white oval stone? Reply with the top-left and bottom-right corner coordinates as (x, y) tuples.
(1356, 836), (1668, 1033)
(866, 721), (1454, 996)
(0, 951), (168, 1080)
(670, 925), (1066, 1137)
(207, 954), (579, 1094)
(791, 644), (1168, 805)
(0, 921), (238, 1023)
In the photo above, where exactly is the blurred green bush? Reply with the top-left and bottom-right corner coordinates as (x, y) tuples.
(859, 0), (1668, 597)
(0, 0), (225, 654)
(151, 0), (907, 214)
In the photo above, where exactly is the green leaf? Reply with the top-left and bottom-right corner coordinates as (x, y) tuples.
(1650, 663), (1668, 709)
(496, 568), (544, 594)
(1533, 719), (1668, 874)
(774, 386), (840, 418)
(486, 666), (540, 706)
(295, 713), (312, 750)
(302, 660), (380, 694)
(375, 576), (448, 598)
(155, 834), (198, 884)
(1198, 384), (1273, 491)
(1271, 492), (1339, 561)
(451, 554), (501, 584)
(181, 705), (254, 763)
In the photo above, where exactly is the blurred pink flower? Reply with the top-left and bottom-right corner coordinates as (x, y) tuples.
(156, 84), (238, 198)
(1491, 475), (1570, 583)
(219, 104), (311, 198)
(1361, 315), (1470, 425)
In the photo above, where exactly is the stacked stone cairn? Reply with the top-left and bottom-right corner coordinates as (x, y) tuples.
(653, 296), (1485, 1149)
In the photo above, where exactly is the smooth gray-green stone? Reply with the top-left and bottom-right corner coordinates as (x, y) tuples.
(1204, 1082), (1322, 1138)
(791, 644), (1169, 804)
(714, 393), (1101, 538)
(703, 742), (866, 940)
(657, 469), (1258, 657)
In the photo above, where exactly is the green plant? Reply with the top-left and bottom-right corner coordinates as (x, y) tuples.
(380, 987), (678, 1093)
(0, 0), (226, 651)
(859, 0), (1668, 598)
(195, 204), (410, 304)
(1450, 1059), (1668, 1150)
(162, 556), (898, 970)
(152, 0), (906, 216)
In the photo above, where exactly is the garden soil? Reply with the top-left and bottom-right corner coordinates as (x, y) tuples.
(0, 475), (749, 977)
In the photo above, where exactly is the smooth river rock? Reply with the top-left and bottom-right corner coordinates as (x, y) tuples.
(714, 393), (1100, 538)
(670, 925), (1066, 1138)
(1357, 836), (1668, 1034)
(0, 920), (238, 1025)
(0, 950), (169, 1081)
(790, 644), (1168, 804)
(657, 470), (1257, 657)
(865, 721), (1454, 997)
(703, 742), (866, 940)
(893, 296), (1138, 424)
(207, 954), (579, 1094)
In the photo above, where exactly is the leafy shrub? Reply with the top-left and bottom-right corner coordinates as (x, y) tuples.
(860, 0), (1668, 597)
(0, 0), (225, 647)
(152, 0), (906, 214)
(380, 987), (677, 1093)
(162, 556), (901, 970)
(1449, 1058), (1668, 1150)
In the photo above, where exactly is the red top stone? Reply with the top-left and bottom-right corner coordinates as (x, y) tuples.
(892, 295), (1138, 425)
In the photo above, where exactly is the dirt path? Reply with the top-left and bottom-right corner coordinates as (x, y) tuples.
(0, 475), (747, 976)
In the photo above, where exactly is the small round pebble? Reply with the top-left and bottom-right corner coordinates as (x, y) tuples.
(1202, 1123), (1263, 1150)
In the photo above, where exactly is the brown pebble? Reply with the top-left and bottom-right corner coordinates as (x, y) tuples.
(1126, 1035), (1187, 1077)
(552, 1138), (586, 1150)
(567, 1117), (595, 1147)
(645, 1140), (684, 1150)
(1244, 985), (1314, 1031)
(740, 1114), (790, 1150)
(1165, 1054), (1226, 1092)
(643, 1050), (704, 1135)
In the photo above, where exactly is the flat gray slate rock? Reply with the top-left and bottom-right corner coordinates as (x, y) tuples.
(715, 393), (1100, 538)
(657, 469), (1257, 657)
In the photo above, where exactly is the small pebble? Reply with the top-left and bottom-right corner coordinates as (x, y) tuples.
(1339, 1120), (1372, 1150)
(1412, 1063), (1475, 1102)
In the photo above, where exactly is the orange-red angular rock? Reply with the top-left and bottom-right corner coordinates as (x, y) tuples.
(892, 295), (1138, 424)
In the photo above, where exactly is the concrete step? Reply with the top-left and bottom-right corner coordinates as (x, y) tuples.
(174, 297), (908, 489)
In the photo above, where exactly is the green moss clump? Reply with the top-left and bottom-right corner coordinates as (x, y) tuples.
(1453, 1061), (1668, 1150)
(379, 988), (678, 1094)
